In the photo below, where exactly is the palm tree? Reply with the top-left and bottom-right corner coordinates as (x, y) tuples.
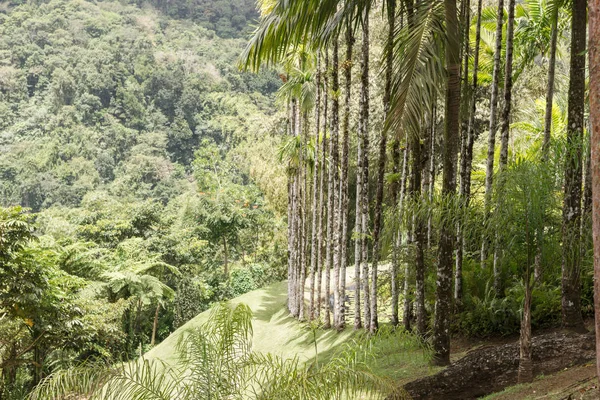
(561, 0), (586, 332)
(277, 49), (318, 319)
(354, 84), (364, 330)
(542, 0), (563, 159)
(309, 55), (323, 320)
(499, 0), (516, 171)
(359, 13), (371, 332)
(370, 0), (396, 334)
(338, 24), (354, 330)
(489, 0), (517, 296)
(384, 0), (398, 327)
(317, 53), (330, 321)
(491, 159), (555, 383)
(482, 0), (505, 270)
(588, 0), (600, 385)
(456, 0), (483, 306)
(432, 0), (462, 366)
(330, 40), (342, 329)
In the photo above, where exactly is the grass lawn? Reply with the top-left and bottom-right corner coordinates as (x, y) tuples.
(145, 280), (434, 386)
(146, 280), (598, 399)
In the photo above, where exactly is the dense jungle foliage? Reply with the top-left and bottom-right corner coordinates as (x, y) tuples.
(0, 0), (288, 396)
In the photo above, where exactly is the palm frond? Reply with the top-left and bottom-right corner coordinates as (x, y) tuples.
(387, 0), (446, 141)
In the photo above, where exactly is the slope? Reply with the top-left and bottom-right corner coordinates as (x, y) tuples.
(145, 281), (355, 365)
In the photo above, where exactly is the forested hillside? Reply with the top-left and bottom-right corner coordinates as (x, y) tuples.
(0, 0), (287, 396)
(6, 0), (600, 399)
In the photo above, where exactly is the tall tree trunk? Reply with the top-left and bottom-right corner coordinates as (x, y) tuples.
(288, 100), (298, 315)
(491, 0), (516, 297)
(410, 130), (426, 336)
(293, 104), (303, 318)
(388, 0), (400, 328)
(427, 104), (436, 247)
(299, 112), (309, 321)
(481, 0), (504, 269)
(561, 0), (586, 332)
(331, 40), (342, 328)
(370, 2), (388, 334)
(309, 55), (322, 320)
(458, 0), (482, 304)
(433, 0), (462, 366)
(465, 0), (482, 201)
(354, 90), (364, 330)
(151, 303), (160, 346)
(317, 53), (330, 320)
(360, 16), (371, 331)
(584, 133), (593, 219)
(337, 26), (353, 330)
(542, 3), (560, 160)
(324, 48), (335, 329)
(456, 0), (473, 308)
(588, 0), (600, 385)
(498, 0), (515, 171)
(392, 146), (408, 327)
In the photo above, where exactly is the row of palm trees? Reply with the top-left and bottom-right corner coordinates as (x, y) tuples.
(242, 0), (591, 374)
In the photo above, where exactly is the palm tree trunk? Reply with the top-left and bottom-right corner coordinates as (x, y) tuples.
(428, 104), (436, 247)
(354, 115), (364, 330)
(518, 275), (534, 383)
(331, 40), (342, 328)
(456, 0), (471, 309)
(309, 55), (323, 321)
(317, 53), (330, 320)
(490, 0), (516, 297)
(481, 0), (504, 270)
(584, 133), (592, 219)
(561, 0), (586, 332)
(498, 0), (515, 171)
(412, 135), (427, 337)
(387, 0), (399, 328)
(432, 0), (462, 366)
(293, 102), (303, 318)
(370, 4), (388, 333)
(538, 2), (559, 282)
(288, 100), (297, 315)
(360, 16), (371, 331)
(541, 3), (559, 160)
(465, 0), (482, 201)
(324, 46), (336, 329)
(299, 113), (309, 321)
(151, 303), (160, 346)
(392, 147), (408, 327)
(337, 26), (354, 330)
(588, 0), (600, 384)
(403, 210), (413, 332)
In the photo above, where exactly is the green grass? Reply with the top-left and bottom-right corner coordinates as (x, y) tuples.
(146, 281), (354, 365)
(146, 280), (434, 386)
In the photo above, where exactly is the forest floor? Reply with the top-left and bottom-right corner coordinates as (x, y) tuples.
(481, 363), (598, 399)
(146, 280), (598, 399)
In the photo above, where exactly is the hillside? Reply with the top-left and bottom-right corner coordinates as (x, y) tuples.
(146, 281), (355, 364)
(0, 1), (290, 397)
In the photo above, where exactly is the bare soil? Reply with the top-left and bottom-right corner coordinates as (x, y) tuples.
(402, 332), (597, 400)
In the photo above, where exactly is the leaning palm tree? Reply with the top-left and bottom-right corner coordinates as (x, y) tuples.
(30, 302), (399, 400)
